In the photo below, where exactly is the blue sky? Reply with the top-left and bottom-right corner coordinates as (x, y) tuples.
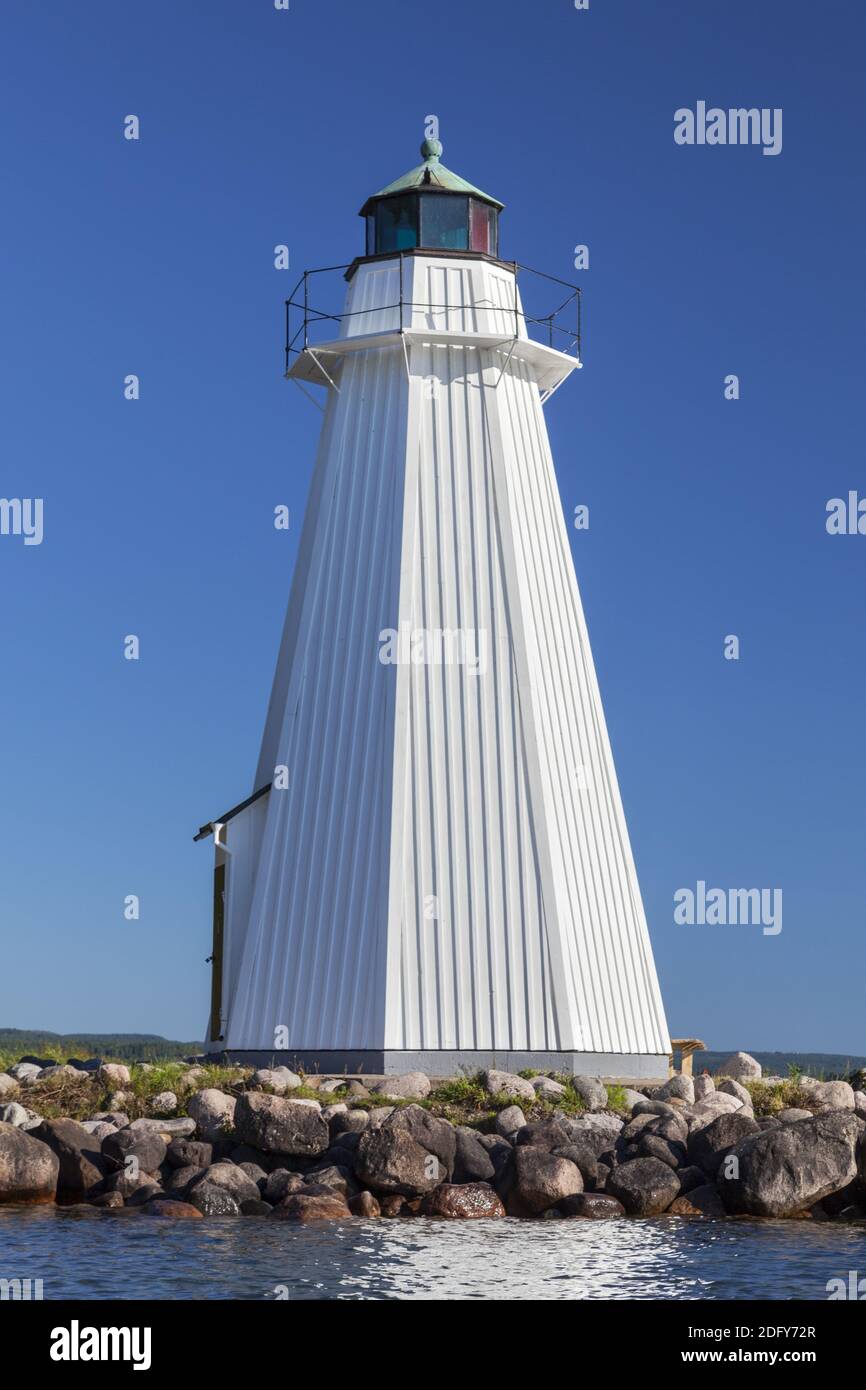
(1, 0), (863, 1053)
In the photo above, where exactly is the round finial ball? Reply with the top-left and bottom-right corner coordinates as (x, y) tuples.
(421, 137), (443, 161)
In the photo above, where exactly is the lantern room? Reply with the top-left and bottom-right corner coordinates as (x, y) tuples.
(359, 137), (503, 258)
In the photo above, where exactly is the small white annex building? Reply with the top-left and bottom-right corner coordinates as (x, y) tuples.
(196, 139), (670, 1077)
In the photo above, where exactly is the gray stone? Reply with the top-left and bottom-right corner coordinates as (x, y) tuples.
(718, 1078), (752, 1107)
(7, 1063), (41, 1083)
(354, 1105), (455, 1196)
(31, 1118), (107, 1199)
(571, 1076), (608, 1111)
(809, 1081), (855, 1112)
(621, 1088), (649, 1112)
(720, 1112), (860, 1217)
(559, 1192), (625, 1219)
(80, 1121), (117, 1142)
(515, 1119), (572, 1152)
(669, 1184), (726, 1217)
(693, 1075), (715, 1100)
(494, 1105), (526, 1138)
(166, 1138), (213, 1170)
(482, 1070), (536, 1103)
(367, 1106), (395, 1128)
(0, 1121), (59, 1203)
(251, 1067), (301, 1093)
(716, 1052), (761, 1081)
(191, 1162), (259, 1203)
(507, 1147), (583, 1216)
(655, 1074), (695, 1104)
(688, 1110), (760, 1177)
(240, 1198), (272, 1216)
(330, 1109), (369, 1137)
(566, 1113), (623, 1140)
(370, 1072), (432, 1101)
(263, 1169), (307, 1204)
(638, 1133), (686, 1169)
(453, 1127), (496, 1183)
(778, 1108), (813, 1123)
(0, 1103), (31, 1128)
(97, 1063), (131, 1086)
(130, 1117), (195, 1138)
(186, 1089), (237, 1141)
(0, 1075), (19, 1098)
(233, 1093), (329, 1156)
(531, 1075), (566, 1100)
(188, 1181), (242, 1216)
(103, 1127), (167, 1174)
(606, 1157), (680, 1215)
(150, 1091), (177, 1115)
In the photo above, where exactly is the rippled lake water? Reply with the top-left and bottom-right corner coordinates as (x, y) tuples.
(3, 1206), (865, 1300)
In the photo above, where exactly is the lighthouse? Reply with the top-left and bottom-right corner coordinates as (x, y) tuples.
(196, 138), (671, 1079)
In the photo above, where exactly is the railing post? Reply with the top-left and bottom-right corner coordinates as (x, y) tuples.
(577, 288), (582, 361)
(513, 261), (519, 340)
(399, 251), (404, 331)
(284, 299), (289, 376)
(303, 272), (309, 349)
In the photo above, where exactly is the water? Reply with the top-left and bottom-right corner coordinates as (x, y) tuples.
(3, 1206), (865, 1299)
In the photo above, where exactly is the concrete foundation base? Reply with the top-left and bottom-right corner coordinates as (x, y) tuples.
(218, 1047), (670, 1080)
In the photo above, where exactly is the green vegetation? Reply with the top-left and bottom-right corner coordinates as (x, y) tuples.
(743, 1078), (815, 1117)
(0, 1029), (202, 1066)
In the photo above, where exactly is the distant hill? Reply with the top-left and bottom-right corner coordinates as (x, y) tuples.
(0, 1029), (203, 1063)
(697, 1051), (866, 1079)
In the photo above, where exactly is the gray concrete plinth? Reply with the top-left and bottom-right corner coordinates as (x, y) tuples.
(218, 1048), (670, 1080)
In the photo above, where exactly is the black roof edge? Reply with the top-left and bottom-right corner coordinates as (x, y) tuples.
(193, 783), (271, 842)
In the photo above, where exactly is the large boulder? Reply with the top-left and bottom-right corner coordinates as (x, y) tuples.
(515, 1120), (572, 1152)
(808, 1081), (855, 1113)
(370, 1072), (431, 1101)
(0, 1075), (19, 1099)
(250, 1067), (302, 1093)
(494, 1105), (525, 1138)
(191, 1162), (260, 1204)
(0, 1123), (59, 1203)
(7, 1063), (42, 1083)
(693, 1075), (715, 1100)
(187, 1089), (237, 1142)
(166, 1138), (213, 1170)
(717, 1078), (752, 1108)
(638, 1133), (687, 1170)
(567, 1113), (623, 1141)
(233, 1093), (329, 1157)
(507, 1146), (583, 1216)
(31, 1118), (107, 1200)
(720, 1112), (860, 1217)
(97, 1063), (131, 1086)
(655, 1074), (695, 1104)
(271, 1191), (350, 1222)
(482, 1070), (535, 1103)
(686, 1094), (744, 1133)
(716, 1052), (761, 1081)
(559, 1192), (625, 1219)
(102, 1127), (167, 1174)
(188, 1181), (242, 1216)
(571, 1076), (608, 1111)
(453, 1127), (495, 1183)
(354, 1106), (455, 1197)
(669, 1184), (726, 1217)
(606, 1157), (680, 1215)
(420, 1182), (506, 1219)
(688, 1111), (760, 1177)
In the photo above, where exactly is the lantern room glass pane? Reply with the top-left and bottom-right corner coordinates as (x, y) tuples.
(419, 194), (469, 250)
(470, 199), (497, 255)
(376, 195), (418, 253)
(366, 215), (376, 255)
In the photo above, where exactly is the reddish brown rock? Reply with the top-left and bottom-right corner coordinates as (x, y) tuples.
(420, 1182), (506, 1219)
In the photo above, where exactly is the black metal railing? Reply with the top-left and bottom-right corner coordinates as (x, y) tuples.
(283, 255), (582, 377)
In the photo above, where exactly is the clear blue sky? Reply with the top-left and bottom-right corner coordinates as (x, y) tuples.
(1, 1), (863, 1053)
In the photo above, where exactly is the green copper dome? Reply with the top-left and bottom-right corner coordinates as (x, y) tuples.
(360, 139), (504, 215)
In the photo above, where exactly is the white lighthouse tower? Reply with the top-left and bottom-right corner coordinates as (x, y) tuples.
(196, 138), (670, 1078)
